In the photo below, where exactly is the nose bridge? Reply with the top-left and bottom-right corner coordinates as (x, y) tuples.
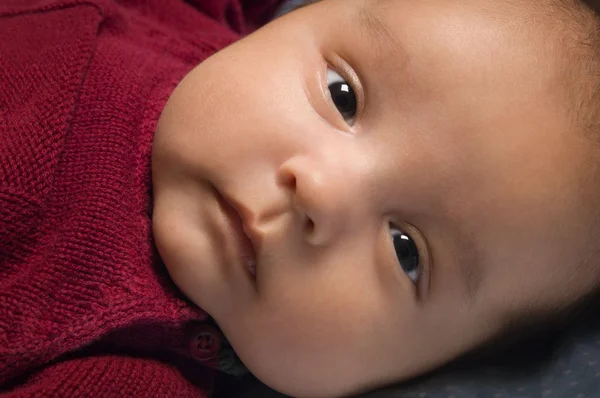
(278, 142), (369, 245)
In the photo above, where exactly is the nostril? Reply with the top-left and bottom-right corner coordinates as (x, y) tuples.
(304, 217), (315, 235)
(278, 168), (297, 191)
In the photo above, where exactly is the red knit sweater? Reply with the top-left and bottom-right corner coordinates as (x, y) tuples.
(0, 0), (281, 396)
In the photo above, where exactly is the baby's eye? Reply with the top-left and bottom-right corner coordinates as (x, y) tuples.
(326, 68), (357, 125)
(390, 223), (420, 283)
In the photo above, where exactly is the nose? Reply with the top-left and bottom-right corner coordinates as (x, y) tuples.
(277, 155), (358, 246)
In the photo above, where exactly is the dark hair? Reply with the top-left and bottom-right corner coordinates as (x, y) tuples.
(558, 0), (600, 143)
(462, 282), (600, 367)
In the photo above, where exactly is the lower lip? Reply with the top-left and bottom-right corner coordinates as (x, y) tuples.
(216, 192), (257, 278)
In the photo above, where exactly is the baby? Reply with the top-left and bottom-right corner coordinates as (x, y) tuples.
(1, 0), (599, 397)
(153, 0), (600, 396)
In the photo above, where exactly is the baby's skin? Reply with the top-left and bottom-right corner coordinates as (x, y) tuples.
(152, 0), (600, 396)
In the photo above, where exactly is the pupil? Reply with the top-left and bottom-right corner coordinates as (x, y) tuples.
(329, 82), (356, 117)
(392, 230), (419, 274)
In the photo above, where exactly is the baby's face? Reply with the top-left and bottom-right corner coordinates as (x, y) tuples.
(152, 0), (599, 396)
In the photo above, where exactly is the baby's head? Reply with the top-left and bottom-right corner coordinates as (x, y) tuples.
(151, 0), (600, 396)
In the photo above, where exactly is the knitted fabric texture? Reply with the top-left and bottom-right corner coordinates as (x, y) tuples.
(0, 0), (281, 396)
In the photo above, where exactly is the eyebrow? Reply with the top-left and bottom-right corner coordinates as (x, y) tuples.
(355, 2), (404, 60)
(449, 225), (484, 305)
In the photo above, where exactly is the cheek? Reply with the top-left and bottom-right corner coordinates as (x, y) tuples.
(221, 251), (408, 394)
(173, 45), (320, 179)
(229, 285), (389, 396)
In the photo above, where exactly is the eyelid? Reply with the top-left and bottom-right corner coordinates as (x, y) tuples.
(324, 54), (365, 130)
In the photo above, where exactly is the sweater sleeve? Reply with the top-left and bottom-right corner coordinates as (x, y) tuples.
(3, 356), (214, 398)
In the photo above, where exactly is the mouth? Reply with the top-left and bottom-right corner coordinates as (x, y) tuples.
(215, 189), (257, 279)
